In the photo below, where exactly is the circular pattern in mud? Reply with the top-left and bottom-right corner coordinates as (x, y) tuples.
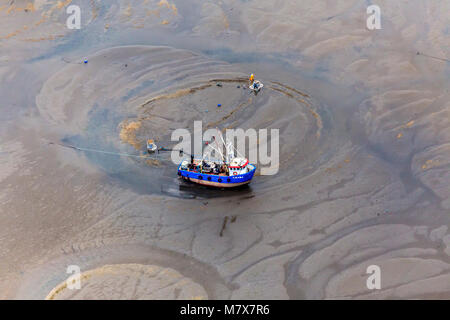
(38, 45), (331, 196)
(16, 244), (231, 300)
(46, 263), (207, 300)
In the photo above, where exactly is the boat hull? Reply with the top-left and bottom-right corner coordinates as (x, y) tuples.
(178, 164), (256, 188)
(249, 81), (263, 92)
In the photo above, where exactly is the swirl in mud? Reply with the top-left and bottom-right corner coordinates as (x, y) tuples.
(36, 45), (329, 196)
(46, 264), (207, 300)
(9, 43), (449, 300)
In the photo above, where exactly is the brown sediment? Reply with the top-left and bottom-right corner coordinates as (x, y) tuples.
(158, 0), (170, 8)
(210, 78), (249, 83)
(34, 17), (46, 26)
(270, 86), (295, 98)
(147, 9), (161, 17)
(421, 159), (434, 170)
(56, 0), (72, 10)
(46, 264), (207, 300)
(146, 159), (161, 166)
(23, 34), (65, 42)
(308, 108), (323, 138)
(46, 272), (93, 300)
(119, 120), (143, 150)
(124, 4), (132, 17)
(171, 4), (178, 15)
(157, 0), (178, 15)
(405, 120), (415, 128)
(0, 0), (104, 41)
(90, 0), (99, 20)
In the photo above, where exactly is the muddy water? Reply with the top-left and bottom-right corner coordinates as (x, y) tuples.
(0, 0), (449, 299)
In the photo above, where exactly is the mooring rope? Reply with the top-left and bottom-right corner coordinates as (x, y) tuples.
(61, 57), (84, 65)
(48, 141), (168, 161)
(416, 51), (450, 63)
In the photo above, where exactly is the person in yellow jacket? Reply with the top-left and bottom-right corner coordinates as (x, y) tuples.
(249, 73), (254, 84)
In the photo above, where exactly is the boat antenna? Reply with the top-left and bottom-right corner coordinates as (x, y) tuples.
(215, 128), (230, 163)
(205, 142), (223, 163)
(213, 133), (226, 164)
(231, 141), (245, 159)
(216, 127), (245, 160)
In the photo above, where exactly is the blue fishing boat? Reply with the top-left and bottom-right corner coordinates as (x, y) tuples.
(178, 157), (256, 187)
(177, 130), (256, 187)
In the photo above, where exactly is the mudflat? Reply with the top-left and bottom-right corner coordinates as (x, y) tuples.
(0, 0), (449, 299)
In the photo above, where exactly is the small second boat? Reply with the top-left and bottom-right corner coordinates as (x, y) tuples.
(249, 80), (263, 92)
(147, 139), (157, 153)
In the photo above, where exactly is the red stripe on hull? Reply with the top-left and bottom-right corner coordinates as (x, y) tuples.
(229, 159), (249, 169)
(184, 177), (251, 188)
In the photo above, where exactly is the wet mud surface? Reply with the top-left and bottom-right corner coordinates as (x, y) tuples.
(0, 0), (449, 299)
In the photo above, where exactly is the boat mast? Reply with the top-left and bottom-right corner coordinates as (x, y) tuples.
(212, 133), (225, 164)
(213, 128), (230, 175)
(216, 129), (230, 163)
